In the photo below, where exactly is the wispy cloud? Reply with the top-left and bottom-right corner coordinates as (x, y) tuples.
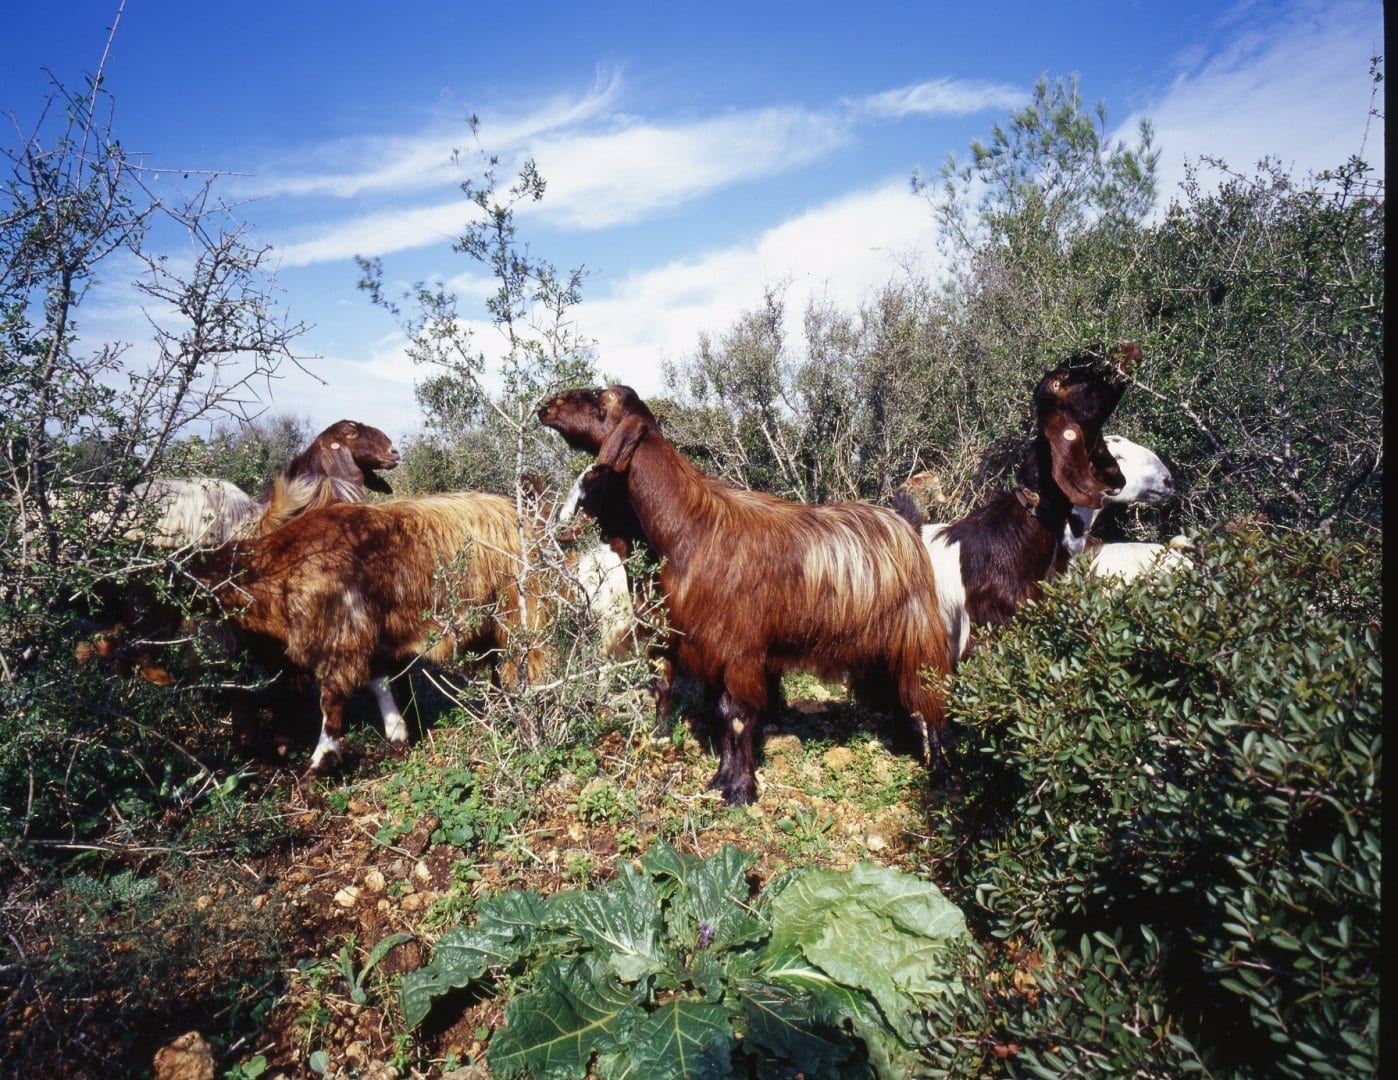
(247, 66), (626, 201)
(272, 100), (853, 264)
(856, 77), (1026, 119)
(531, 107), (852, 229)
(1123, 0), (1383, 200)
(275, 199), (475, 267)
(582, 178), (943, 392)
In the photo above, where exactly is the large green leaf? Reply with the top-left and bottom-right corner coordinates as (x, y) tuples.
(644, 840), (768, 953)
(623, 999), (734, 1080)
(765, 863), (969, 1046)
(488, 954), (645, 1079)
(400, 888), (563, 1028)
(755, 947), (920, 1078)
(547, 862), (668, 983)
(737, 977), (860, 1078)
(399, 923), (520, 1028)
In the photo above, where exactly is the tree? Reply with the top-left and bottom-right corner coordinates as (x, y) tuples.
(355, 125), (650, 746)
(1134, 153), (1384, 534)
(356, 125), (596, 501)
(917, 75), (1160, 455)
(1, 14), (306, 674)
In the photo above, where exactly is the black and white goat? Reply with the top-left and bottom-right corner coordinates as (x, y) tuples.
(897, 347), (1134, 661)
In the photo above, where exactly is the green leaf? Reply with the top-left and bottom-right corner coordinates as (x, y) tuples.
(647, 841), (768, 953)
(765, 862), (969, 1044)
(757, 945), (923, 1077)
(624, 999), (734, 1080)
(401, 889), (559, 1028)
(488, 954), (645, 1079)
(738, 978), (856, 1077)
(548, 863), (667, 983)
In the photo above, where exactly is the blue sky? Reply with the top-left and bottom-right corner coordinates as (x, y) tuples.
(3, 0), (1384, 439)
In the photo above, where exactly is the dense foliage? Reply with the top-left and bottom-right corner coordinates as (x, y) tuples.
(402, 841), (970, 1078)
(663, 77), (1383, 541)
(920, 528), (1381, 1075)
(1, 37), (1382, 1075)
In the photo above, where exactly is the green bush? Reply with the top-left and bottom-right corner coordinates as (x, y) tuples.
(923, 528), (1381, 1076)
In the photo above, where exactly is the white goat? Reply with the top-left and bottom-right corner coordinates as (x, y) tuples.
(557, 470), (639, 657)
(129, 477), (261, 549)
(1060, 435), (1194, 585)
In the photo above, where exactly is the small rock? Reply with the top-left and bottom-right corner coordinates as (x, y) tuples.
(153, 1030), (215, 1080)
(364, 868), (387, 893)
(864, 833), (888, 853)
(194, 895), (213, 911)
(822, 746), (855, 772)
(334, 886), (361, 908)
(413, 860), (432, 884)
(251, 894), (267, 911)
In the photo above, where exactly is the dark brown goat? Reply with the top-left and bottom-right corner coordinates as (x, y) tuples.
(540, 385), (952, 805)
(191, 492), (542, 774)
(894, 345), (1134, 660)
(274, 419), (401, 499)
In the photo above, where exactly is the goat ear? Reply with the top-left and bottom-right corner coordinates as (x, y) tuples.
(596, 414), (648, 474)
(1045, 413), (1115, 509)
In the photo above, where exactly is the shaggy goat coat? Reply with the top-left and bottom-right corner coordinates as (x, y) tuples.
(196, 492), (540, 773)
(541, 385), (952, 805)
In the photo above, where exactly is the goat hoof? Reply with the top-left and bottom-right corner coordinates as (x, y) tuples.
(304, 752), (341, 778)
(387, 739), (410, 760)
(723, 783), (757, 806)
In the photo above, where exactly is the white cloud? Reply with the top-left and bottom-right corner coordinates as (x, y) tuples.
(531, 107), (852, 229)
(857, 77), (1026, 119)
(1125, 0), (1383, 202)
(274, 199), (476, 267)
(581, 178), (944, 394)
(271, 101), (853, 264)
(244, 66), (626, 201)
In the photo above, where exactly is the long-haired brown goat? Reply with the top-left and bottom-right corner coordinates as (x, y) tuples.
(192, 492), (543, 774)
(539, 385), (952, 805)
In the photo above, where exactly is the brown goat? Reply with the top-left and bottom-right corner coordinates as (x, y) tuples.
(192, 492), (543, 774)
(274, 419), (401, 498)
(539, 386), (952, 805)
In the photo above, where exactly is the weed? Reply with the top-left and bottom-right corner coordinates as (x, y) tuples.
(776, 804), (835, 858)
(223, 1055), (268, 1079)
(334, 932), (415, 1006)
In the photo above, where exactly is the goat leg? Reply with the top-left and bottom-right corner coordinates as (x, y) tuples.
(306, 684), (348, 776)
(369, 675), (411, 754)
(709, 690), (759, 806)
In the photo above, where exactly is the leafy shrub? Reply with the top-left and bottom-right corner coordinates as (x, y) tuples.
(923, 528), (1381, 1076)
(401, 842), (971, 1078)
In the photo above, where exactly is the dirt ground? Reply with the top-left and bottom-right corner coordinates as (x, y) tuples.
(8, 684), (946, 1078)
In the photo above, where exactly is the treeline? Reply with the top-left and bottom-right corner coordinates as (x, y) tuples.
(651, 78), (1383, 540)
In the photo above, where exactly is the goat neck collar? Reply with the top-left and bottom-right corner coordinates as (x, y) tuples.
(1014, 486), (1041, 512)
